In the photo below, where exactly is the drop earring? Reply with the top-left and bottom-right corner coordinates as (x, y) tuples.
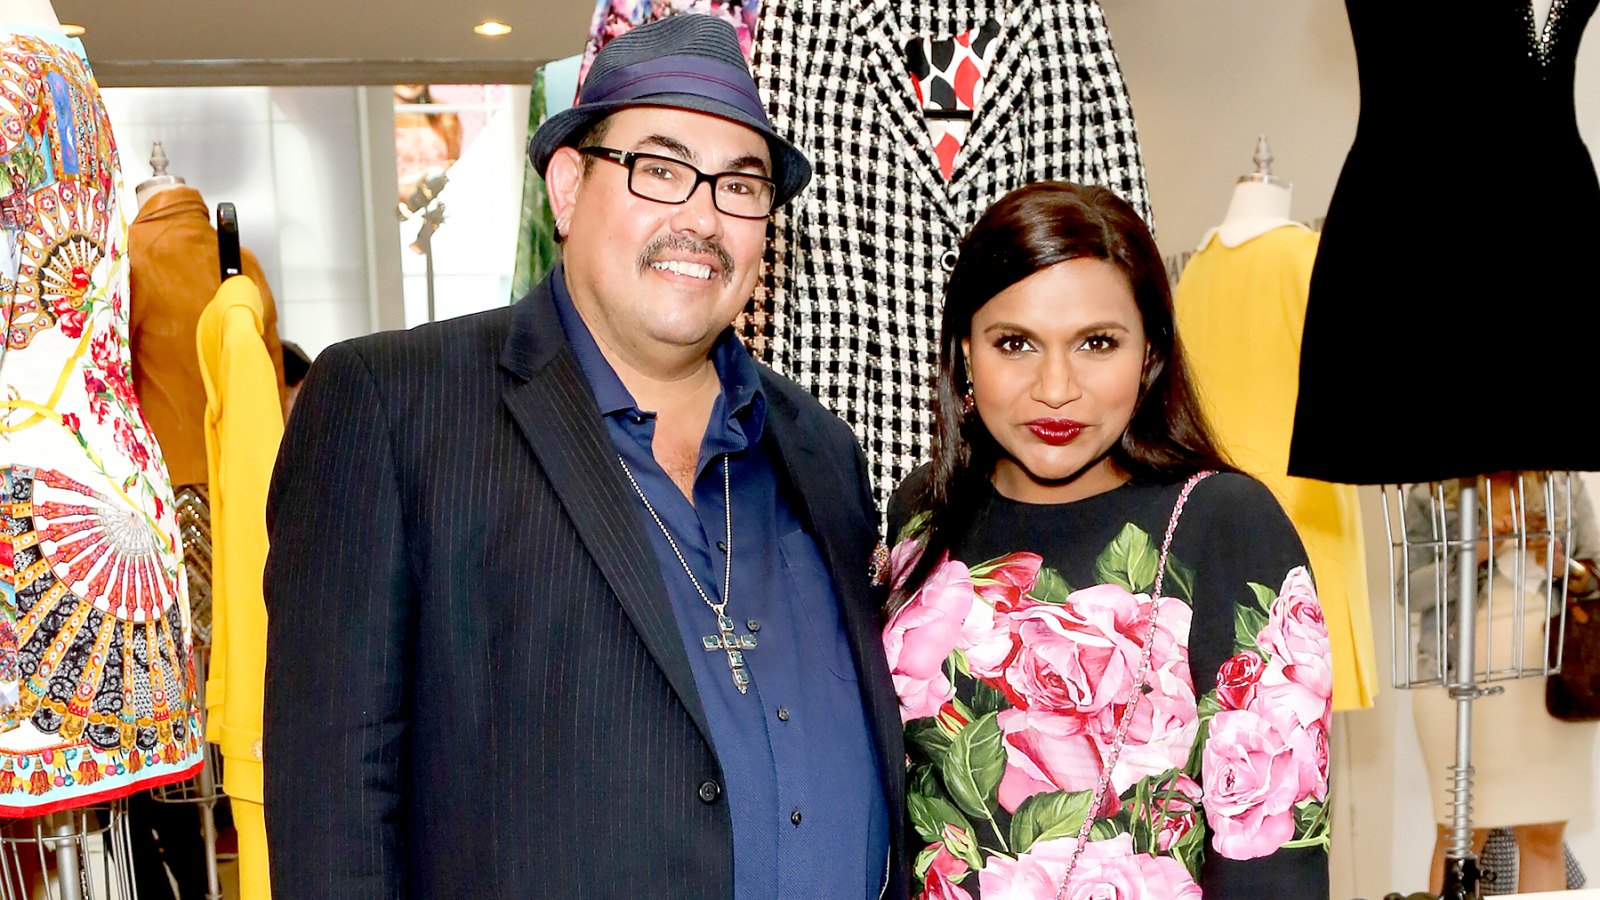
(961, 385), (976, 415)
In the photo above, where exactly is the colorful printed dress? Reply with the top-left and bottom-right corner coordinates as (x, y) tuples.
(884, 473), (1332, 899)
(0, 27), (203, 815)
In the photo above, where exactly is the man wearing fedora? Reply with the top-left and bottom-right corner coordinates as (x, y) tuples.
(263, 15), (906, 899)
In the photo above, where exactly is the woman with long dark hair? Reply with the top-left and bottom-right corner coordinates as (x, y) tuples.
(884, 183), (1332, 898)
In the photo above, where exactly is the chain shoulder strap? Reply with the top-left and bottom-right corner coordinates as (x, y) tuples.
(1052, 470), (1215, 897)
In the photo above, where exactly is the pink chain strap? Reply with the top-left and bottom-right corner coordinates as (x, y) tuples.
(1052, 471), (1214, 898)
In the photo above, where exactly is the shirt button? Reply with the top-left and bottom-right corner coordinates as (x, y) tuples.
(716, 540), (728, 553)
(698, 781), (721, 803)
(790, 809), (803, 826)
(746, 619), (761, 632)
(940, 248), (959, 272)
(777, 707), (790, 721)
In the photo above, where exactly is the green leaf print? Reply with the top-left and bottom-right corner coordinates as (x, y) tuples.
(939, 712), (1007, 821)
(1089, 811), (1131, 841)
(1248, 581), (1278, 614)
(1283, 799), (1331, 850)
(1028, 567), (1071, 604)
(909, 763), (940, 798)
(1234, 603), (1270, 652)
(1009, 790), (1093, 854)
(1094, 524), (1160, 593)
(1165, 555), (1197, 603)
(906, 720), (953, 763)
(968, 679), (1008, 716)
(909, 790), (976, 844)
(898, 510), (933, 544)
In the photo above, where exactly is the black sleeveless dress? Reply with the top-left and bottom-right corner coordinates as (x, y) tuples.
(1289, 0), (1600, 484)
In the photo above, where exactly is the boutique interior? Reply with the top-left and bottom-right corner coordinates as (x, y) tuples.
(3, 0), (1598, 898)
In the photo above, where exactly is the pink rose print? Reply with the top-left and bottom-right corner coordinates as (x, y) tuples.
(888, 536), (926, 593)
(1216, 650), (1266, 711)
(1110, 657), (1198, 793)
(885, 555), (972, 721)
(1000, 584), (1147, 715)
(970, 552), (1043, 612)
(1255, 567), (1334, 731)
(994, 708), (1105, 813)
(113, 418), (151, 471)
(979, 834), (1201, 900)
(51, 297), (85, 339)
(928, 826), (972, 877)
(1202, 706), (1316, 860)
(1133, 774), (1202, 852)
(921, 868), (973, 900)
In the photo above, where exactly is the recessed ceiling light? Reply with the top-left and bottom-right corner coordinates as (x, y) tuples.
(61, 23), (86, 37)
(473, 20), (511, 37)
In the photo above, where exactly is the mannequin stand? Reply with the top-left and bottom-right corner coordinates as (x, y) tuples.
(0, 802), (136, 900)
(1384, 475), (1570, 900)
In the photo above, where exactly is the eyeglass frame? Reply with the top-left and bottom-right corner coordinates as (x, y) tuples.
(576, 146), (779, 220)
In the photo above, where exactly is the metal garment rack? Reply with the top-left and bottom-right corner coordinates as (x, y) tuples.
(0, 801), (136, 900)
(1383, 474), (1574, 900)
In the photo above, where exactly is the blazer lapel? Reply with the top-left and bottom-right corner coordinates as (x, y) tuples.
(948, 0), (1043, 187)
(853, 0), (963, 231)
(760, 379), (907, 830)
(499, 280), (712, 747)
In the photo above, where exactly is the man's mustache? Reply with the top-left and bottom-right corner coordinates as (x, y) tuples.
(637, 235), (735, 286)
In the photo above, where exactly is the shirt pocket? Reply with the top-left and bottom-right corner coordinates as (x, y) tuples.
(778, 529), (860, 682)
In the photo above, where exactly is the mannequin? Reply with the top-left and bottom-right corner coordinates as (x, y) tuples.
(135, 141), (188, 210)
(1201, 134), (1302, 249)
(1174, 137), (1378, 712)
(0, 0), (60, 29)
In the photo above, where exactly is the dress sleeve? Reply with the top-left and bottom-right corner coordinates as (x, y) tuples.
(1173, 474), (1332, 899)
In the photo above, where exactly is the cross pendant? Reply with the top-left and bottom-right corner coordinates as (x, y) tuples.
(701, 615), (758, 693)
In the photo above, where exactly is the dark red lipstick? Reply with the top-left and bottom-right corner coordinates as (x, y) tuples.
(1026, 418), (1084, 446)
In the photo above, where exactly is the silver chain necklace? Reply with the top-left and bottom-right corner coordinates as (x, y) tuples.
(618, 455), (758, 694)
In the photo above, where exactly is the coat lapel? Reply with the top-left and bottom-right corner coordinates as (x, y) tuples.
(760, 377), (907, 841)
(499, 281), (712, 747)
(947, 0), (1043, 187)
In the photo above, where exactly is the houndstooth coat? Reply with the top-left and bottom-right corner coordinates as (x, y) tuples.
(745, 0), (1151, 513)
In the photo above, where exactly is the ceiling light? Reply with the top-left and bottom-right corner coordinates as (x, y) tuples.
(473, 20), (511, 37)
(61, 23), (86, 37)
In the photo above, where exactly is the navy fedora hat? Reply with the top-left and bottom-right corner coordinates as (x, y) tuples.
(527, 15), (812, 207)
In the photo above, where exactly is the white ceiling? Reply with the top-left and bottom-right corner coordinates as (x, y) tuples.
(54, 0), (595, 86)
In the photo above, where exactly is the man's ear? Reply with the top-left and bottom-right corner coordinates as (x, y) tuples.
(546, 147), (584, 237)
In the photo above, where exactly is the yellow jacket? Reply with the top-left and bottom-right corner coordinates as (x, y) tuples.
(196, 276), (284, 803)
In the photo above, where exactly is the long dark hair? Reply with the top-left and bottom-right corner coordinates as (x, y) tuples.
(898, 182), (1233, 601)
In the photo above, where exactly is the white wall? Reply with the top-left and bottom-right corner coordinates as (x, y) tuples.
(1099, 2), (1600, 895)
(101, 86), (378, 357)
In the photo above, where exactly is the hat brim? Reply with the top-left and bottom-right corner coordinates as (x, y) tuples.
(527, 93), (812, 207)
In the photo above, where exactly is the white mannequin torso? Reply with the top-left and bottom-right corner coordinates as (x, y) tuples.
(0, 0), (61, 30)
(1198, 180), (1304, 249)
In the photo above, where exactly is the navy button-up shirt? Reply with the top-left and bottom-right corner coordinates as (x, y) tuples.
(551, 267), (889, 898)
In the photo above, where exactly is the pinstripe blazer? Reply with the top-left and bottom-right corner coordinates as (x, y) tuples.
(262, 275), (908, 899)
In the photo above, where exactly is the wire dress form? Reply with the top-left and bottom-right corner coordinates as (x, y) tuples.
(1384, 472), (1575, 899)
(1290, 0), (1600, 484)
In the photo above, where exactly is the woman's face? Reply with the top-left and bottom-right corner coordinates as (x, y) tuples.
(962, 257), (1149, 504)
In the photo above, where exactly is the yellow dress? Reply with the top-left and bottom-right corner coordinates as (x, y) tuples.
(1175, 225), (1378, 710)
(197, 276), (282, 899)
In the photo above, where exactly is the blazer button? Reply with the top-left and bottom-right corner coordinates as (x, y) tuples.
(698, 780), (721, 803)
(940, 249), (959, 272)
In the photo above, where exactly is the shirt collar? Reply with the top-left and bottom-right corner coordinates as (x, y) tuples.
(550, 263), (767, 446)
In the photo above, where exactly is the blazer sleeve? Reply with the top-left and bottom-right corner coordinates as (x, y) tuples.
(263, 340), (415, 899)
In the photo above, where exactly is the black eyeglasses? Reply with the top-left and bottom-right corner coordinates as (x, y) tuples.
(578, 146), (777, 219)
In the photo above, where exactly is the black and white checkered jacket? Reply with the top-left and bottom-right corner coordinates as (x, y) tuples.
(745, 0), (1152, 514)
